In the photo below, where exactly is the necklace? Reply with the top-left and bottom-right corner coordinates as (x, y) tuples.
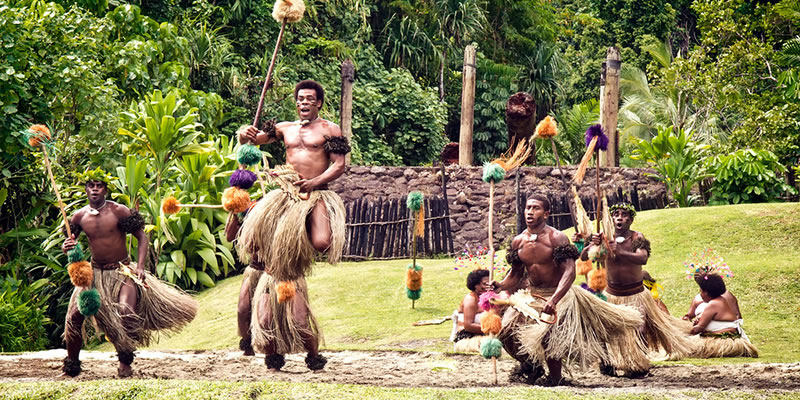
(87, 200), (107, 216)
(615, 232), (631, 244)
(526, 227), (545, 243)
(299, 117), (319, 126)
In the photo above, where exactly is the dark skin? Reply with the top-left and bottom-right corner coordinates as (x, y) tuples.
(687, 291), (740, 335)
(458, 276), (490, 334)
(61, 180), (148, 377)
(684, 290), (741, 335)
(580, 209), (649, 289)
(231, 86), (344, 361)
(493, 198), (576, 385)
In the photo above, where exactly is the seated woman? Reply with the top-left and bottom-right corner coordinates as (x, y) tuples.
(683, 273), (758, 358)
(450, 269), (490, 352)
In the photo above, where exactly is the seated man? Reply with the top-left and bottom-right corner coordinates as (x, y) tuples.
(450, 269), (490, 352)
(684, 273), (758, 358)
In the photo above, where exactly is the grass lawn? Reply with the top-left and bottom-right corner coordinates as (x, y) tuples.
(100, 203), (800, 363)
(2, 380), (798, 400)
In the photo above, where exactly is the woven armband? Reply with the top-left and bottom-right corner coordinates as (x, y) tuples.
(118, 209), (145, 233)
(632, 236), (651, 256)
(506, 248), (522, 267)
(63, 222), (82, 237)
(552, 244), (579, 265)
(324, 135), (351, 155)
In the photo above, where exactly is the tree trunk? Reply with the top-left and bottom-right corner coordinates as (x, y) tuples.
(459, 45), (476, 166)
(505, 92), (537, 165)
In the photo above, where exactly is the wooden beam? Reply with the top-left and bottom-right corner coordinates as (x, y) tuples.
(340, 59), (355, 165)
(602, 47), (621, 167)
(459, 45), (477, 166)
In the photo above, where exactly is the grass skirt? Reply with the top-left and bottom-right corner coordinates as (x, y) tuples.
(692, 334), (759, 358)
(238, 266), (265, 337)
(64, 262), (197, 353)
(605, 290), (696, 369)
(236, 165), (345, 282)
(673, 318), (759, 358)
(501, 286), (644, 372)
(250, 272), (322, 355)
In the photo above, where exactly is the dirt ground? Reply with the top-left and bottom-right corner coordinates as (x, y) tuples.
(2, 349), (800, 393)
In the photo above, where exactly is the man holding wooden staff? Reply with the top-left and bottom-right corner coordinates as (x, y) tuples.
(229, 80), (350, 371)
(492, 195), (644, 386)
(61, 170), (197, 378)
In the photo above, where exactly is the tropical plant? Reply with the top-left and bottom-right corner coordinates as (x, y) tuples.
(0, 277), (51, 352)
(118, 89), (210, 191)
(706, 149), (796, 205)
(551, 99), (600, 164)
(631, 126), (710, 207)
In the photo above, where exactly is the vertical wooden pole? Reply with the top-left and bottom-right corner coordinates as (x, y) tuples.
(602, 47), (621, 167)
(459, 45), (477, 166)
(340, 59), (355, 165)
(488, 182), (495, 282)
(598, 62), (606, 167)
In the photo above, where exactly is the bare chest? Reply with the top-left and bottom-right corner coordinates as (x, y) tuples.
(283, 126), (327, 151)
(80, 211), (121, 240)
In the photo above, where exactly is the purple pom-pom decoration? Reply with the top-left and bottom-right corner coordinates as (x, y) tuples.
(478, 291), (500, 312)
(229, 169), (257, 189)
(585, 124), (609, 151)
(580, 282), (597, 294)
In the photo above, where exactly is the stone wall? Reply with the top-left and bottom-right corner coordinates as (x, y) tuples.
(329, 165), (667, 254)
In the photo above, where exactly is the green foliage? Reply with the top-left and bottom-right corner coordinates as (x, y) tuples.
(632, 126), (710, 207)
(706, 149), (795, 205)
(551, 99), (600, 164)
(470, 57), (519, 163)
(118, 89), (209, 190)
(353, 68), (448, 165)
(0, 277), (51, 352)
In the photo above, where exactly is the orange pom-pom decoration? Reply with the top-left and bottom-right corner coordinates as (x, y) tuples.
(535, 116), (558, 138)
(27, 124), (52, 148)
(162, 196), (181, 214)
(576, 259), (593, 276)
(276, 281), (296, 303)
(480, 309), (503, 335)
(222, 187), (250, 213)
(406, 267), (423, 291)
(68, 261), (93, 287)
(588, 266), (607, 292)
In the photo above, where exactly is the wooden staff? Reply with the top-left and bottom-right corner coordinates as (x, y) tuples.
(41, 145), (71, 238)
(252, 19), (288, 128)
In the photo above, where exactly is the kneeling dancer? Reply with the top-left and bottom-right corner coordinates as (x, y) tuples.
(61, 170), (197, 377)
(494, 195), (644, 386)
(235, 80), (348, 370)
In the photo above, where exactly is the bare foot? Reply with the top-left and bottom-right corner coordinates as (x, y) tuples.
(117, 363), (132, 378)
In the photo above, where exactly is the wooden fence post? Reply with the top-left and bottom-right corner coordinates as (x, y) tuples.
(602, 47), (621, 167)
(340, 59), (355, 165)
(459, 45), (477, 166)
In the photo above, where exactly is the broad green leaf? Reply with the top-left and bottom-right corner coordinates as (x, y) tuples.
(196, 270), (215, 287)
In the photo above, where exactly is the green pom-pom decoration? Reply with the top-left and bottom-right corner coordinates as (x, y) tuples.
(237, 144), (262, 166)
(406, 263), (423, 271)
(480, 337), (503, 359)
(78, 289), (101, 316)
(406, 288), (422, 300)
(67, 243), (85, 263)
(594, 291), (608, 302)
(482, 162), (506, 183)
(406, 191), (424, 211)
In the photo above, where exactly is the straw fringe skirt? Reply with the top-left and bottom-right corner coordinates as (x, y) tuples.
(64, 262), (198, 353)
(501, 286), (644, 372)
(236, 165), (345, 282)
(238, 266), (265, 337)
(692, 334), (759, 358)
(605, 290), (696, 366)
(250, 273), (322, 355)
(673, 318), (759, 358)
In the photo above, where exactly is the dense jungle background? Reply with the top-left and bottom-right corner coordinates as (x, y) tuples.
(1, 0), (798, 352)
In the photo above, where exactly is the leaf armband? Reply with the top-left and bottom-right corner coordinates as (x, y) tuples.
(324, 135), (351, 155)
(552, 244), (579, 265)
(118, 209), (145, 233)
